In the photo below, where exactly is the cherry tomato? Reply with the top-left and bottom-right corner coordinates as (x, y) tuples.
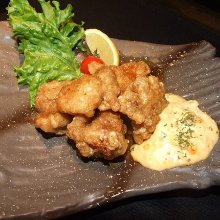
(80, 56), (104, 75)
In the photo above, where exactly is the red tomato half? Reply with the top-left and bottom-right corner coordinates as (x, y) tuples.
(80, 56), (104, 75)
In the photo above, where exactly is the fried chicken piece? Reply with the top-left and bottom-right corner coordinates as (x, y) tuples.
(57, 75), (103, 117)
(118, 75), (167, 144)
(91, 61), (150, 111)
(94, 66), (120, 112)
(120, 61), (150, 77)
(88, 61), (104, 74)
(35, 80), (72, 134)
(36, 80), (71, 114)
(35, 112), (72, 135)
(112, 61), (151, 93)
(67, 111), (129, 160)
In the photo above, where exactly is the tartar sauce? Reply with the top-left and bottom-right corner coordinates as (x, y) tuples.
(131, 93), (219, 171)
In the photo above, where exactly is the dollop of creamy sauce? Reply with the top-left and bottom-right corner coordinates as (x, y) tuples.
(131, 93), (219, 171)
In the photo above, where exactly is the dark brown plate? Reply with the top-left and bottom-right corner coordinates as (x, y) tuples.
(0, 21), (219, 219)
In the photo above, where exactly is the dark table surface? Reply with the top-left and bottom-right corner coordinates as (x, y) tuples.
(1, 0), (220, 219)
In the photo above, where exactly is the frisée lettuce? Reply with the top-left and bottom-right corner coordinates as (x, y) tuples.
(8, 0), (85, 106)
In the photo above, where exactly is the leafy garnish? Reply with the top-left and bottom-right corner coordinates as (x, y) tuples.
(7, 0), (85, 106)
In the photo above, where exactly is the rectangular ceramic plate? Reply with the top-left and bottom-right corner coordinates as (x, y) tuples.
(0, 21), (219, 219)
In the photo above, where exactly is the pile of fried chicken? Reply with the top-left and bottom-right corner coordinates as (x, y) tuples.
(34, 61), (167, 160)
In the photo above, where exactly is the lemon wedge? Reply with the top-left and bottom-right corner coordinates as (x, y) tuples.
(85, 29), (120, 66)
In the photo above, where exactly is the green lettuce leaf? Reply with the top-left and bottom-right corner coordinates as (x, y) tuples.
(7, 0), (85, 106)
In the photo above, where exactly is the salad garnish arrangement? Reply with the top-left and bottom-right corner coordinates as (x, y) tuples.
(8, 0), (118, 106)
